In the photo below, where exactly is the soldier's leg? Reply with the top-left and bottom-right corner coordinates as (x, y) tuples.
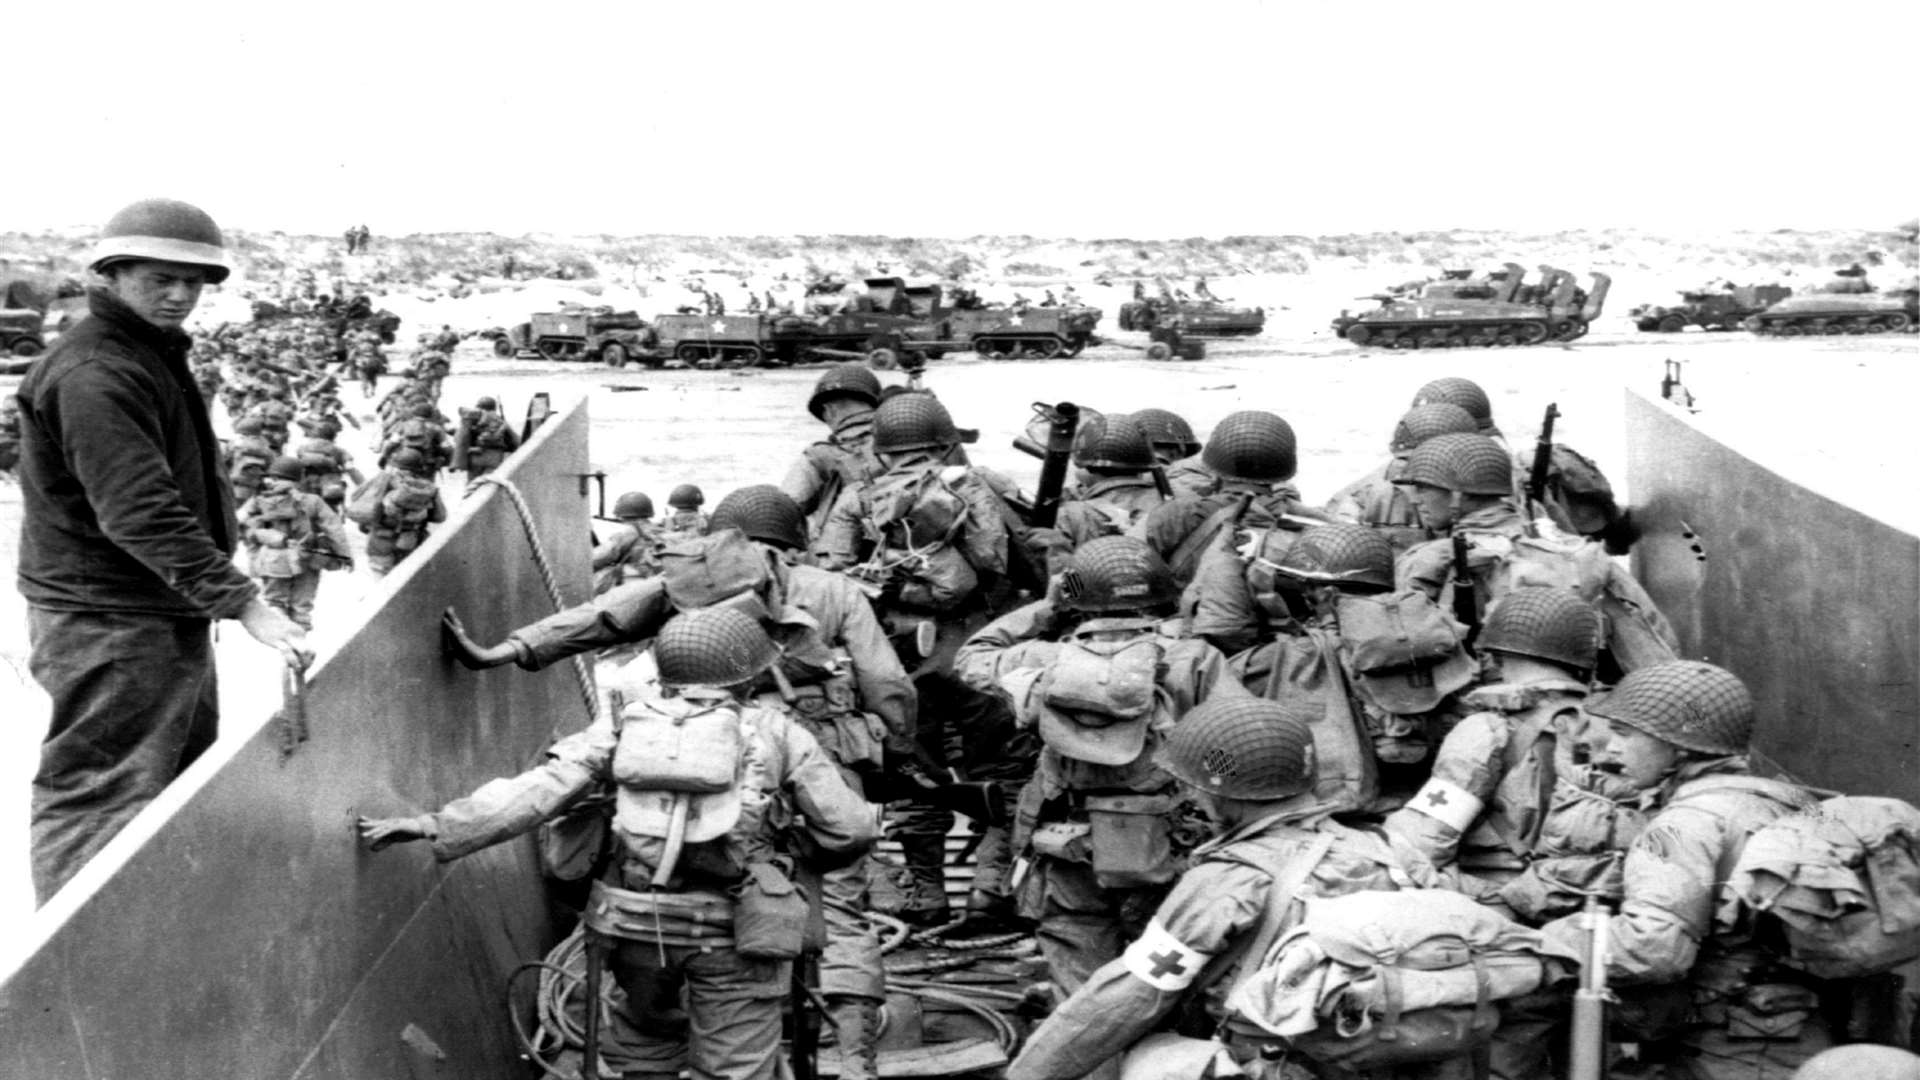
(892, 674), (956, 926)
(1025, 858), (1127, 996)
(287, 570), (322, 631)
(259, 574), (296, 623)
(606, 940), (692, 1080)
(27, 610), (218, 905)
(819, 768), (885, 1080)
(682, 947), (791, 1080)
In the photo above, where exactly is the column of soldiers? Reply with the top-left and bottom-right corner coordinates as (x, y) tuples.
(357, 365), (1914, 1080)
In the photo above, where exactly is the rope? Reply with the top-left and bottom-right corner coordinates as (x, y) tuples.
(474, 474), (598, 725)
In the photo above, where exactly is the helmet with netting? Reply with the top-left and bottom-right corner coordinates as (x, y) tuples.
(652, 606), (780, 690)
(613, 491), (655, 520)
(266, 456), (304, 483)
(1156, 697), (1316, 800)
(708, 485), (807, 551)
(1478, 587), (1601, 675)
(390, 448), (426, 471)
(1586, 660), (1753, 755)
(669, 483), (705, 510)
(871, 392), (963, 454)
(807, 363), (882, 420)
(1200, 410), (1298, 483)
(1398, 433), (1512, 495)
(1071, 412), (1154, 471)
(1410, 377), (1494, 432)
(1389, 403), (1480, 454)
(90, 198), (233, 285)
(1275, 523), (1395, 590)
(1055, 536), (1178, 613)
(1132, 407), (1201, 458)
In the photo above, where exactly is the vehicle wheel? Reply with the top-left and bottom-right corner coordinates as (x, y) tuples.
(1345, 325), (1373, 347)
(1466, 331), (1495, 348)
(492, 337), (512, 358)
(975, 339), (1002, 359)
(1658, 314), (1687, 333)
(675, 343), (703, 363)
(734, 345), (765, 366)
(1844, 320), (1868, 335)
(1059, 340), (1085, 358)
(926, 348), (947, 361)
(10, 338), (44, 357)
(868, 347), (899, 370)
(1822, 323), (1846, 336)
(1886, 314), (1913, 332)
(1518, 323), (1550, 346)
(602, 343), (629, 367)
(1145, 342), (1172, 361)
(1774, 325), (1800, 336)
(1032, 338), (1063, 360)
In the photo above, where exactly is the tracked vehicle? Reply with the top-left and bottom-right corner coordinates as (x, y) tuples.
(1332, 263), (1611, 348)
(1631, 284), (1790, 333)
(502, 307), (658, 365)
(949, 302), (1102, 358)
(1117, 297), (1265, 337)
(1744, 284), (1918, 336)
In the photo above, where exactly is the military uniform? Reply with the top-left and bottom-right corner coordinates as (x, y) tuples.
(1051, 474), (1167, 551)
(781, 410), (881, 542)
(591, 520), (663, 594)
(1324, 461), (1431, 556)
(364, 465), (446, 576)
(461, 406), (519, 479)
(238, 478), (351, 630)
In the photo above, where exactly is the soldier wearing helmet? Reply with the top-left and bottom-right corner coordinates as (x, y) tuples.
(228, 415), (278, 506)
(953, 537), (1250, 1001)
(1041, 412), (1170, 553)
(1135, 409), (1330, 590)
(1006, 697), (1438, 1080)
(360, 447), (446, 576)
(1395, 432), (1678, 678)
(661, 482), (709, 543)
(14, 198), (311, 903)
(782, 363), (885, 542)
(1130, 407), (1213, 499)
(379, 400), (453, 473)
(454, 395), (519, 482)
(361, 605), (880, 1080)
(291, 415), (363, 509)
(1535, 661), (1834, 1080)
(591, 490), (662, 594)
(237, 456), (353, 630)
(1324, 402), (1480, 556)
(442, 486), (917, 1077)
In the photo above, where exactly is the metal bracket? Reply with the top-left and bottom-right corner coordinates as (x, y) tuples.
(575, 471), (607, 517)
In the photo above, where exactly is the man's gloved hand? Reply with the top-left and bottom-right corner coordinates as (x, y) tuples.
(357, 814), (435, 851)
(441, 607), (516, 670)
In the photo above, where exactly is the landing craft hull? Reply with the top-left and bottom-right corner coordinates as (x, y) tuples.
(1626, 388), (1919, 801)
(0, 400), (597, 1078)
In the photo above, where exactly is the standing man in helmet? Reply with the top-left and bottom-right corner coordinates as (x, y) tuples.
(13, 198), (311, 904)
(238, 456), (354, 630)
(360, 606), (881, 1080)
(661, 483), (708, 543)
(456, 395), (518, 481)
(592, 490), (662, 594)
(1323, 402), (1481, 556)
(783, 363), (884, 543)
(1006, 698), (1435, 1080)
(954, 536), (1248, 1006)
(1040, 412), (1170, 553)
(362, 448), (446, 576)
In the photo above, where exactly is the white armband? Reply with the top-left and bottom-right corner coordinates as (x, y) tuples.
(1406, 777), (1484, 834)
(1121, 918), (1210, 992)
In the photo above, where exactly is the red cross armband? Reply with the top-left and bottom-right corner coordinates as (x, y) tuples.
(1405, 776), (1483, 833)
(1121, 918), (1210, 991)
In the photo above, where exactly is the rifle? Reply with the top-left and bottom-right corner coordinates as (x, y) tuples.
(1527, 402), (1560, 508)
(791, 860), (827, 1080)
(1568, 895), (1611, 1080)
(1450, 533), (1479, 643)
(1010, 401), (1080, 529)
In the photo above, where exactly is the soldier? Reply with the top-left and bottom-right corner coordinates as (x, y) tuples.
(381, 402), (453, 473)
(591, 491), (662, 595)
(227, 415), (276, 507)
(1006, 697), (1436, 1080)
(1323, 401), (1480, 556)
(1538, 662), (1835, 1079)
(457, 396), (519, 481)
(242, 391), (295, 454)
(359, 606), (881, 1080)
(238, 457), (353, 630)
(954, 536), (1247, 997)
(1134, 410), (1328, 589)
(292, 417), (363, 509)
(781, 364), (884, 541)
(1393, 432), (1678, 677)
(1039, 413), (1170, 553)
(361, 448), (445, 577)
(441, 486), (917, 1078)
(1131, 407), (1211, 499)
(661, 483), (709, 542)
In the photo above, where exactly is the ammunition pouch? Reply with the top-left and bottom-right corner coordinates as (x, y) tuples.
(733, 860), (809, 960)
(585, 879), (736, 949)
(1029, 820), (1093, 863)
(778, 677), (885, 771)
(1085, 792), (1179, 888)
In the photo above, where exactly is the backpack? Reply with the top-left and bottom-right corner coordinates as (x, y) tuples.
(866, 466), (968, 551)
(1731, 796), (1920, 979)
(474, 412), (508, 451)
(344, 471), (391, 528)
(1336, 590), (1476, 719)
(657, 529), (770, 611)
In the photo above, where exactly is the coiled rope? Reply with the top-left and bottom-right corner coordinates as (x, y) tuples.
(474, 474), (598, 724)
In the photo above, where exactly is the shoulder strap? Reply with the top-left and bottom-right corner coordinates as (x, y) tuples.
(1169, 493), (1251, 580)
(1214, 830), (1337, 999)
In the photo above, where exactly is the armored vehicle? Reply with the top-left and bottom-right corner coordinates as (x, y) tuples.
(1117, 280), (1265, 337)
(650, 311), (893, 366)
(0, 305), (44, 358)
(1744, 282), (1918, 336)
(1332, 263), (1610, 348)
(503, 307), (657, 365)
(949, 302), (1102, 358)
(1632, 284), (1791, 333)
(816, 277), (955, 362)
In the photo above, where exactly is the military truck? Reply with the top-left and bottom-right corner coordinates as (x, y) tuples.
(1, 279), (49, 358)
(503, 307), (658, 366)
(1631, 284), (1791, 333)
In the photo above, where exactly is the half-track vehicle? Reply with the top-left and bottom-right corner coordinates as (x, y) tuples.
(503, 307), (657, 365)
(948, 302), (1103, 358)
(1631, 285), (1790, 333)
(1331, 263), (1610, 348)
(649, 311), (895, 367)
(816, 277), (956, 362)
(1117, 279), (1265, 337)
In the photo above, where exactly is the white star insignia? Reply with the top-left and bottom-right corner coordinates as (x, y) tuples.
(711, 320), (726, 332)
(1008, 314), (1024, 327)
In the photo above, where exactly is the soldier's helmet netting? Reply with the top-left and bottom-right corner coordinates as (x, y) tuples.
(807, 363), (882, 420)
(1390, 403), (1481, 454)
(1410, 376), (1494, 431)
(1156, 697), (1316, 800)
(871, 392), (962, 454)
(1072, 412), (1155, 471)
(1478, 586), (1601, 673)
(1131, 408), (1201, 457)
(652, 606), (780, 690)
(1399, 433), (1512, 495)
(1056, 535), (1178, 613)
(1200, 410), (1298, 483)
(1274, 523), (1395, 590)
(1586, 660), (1754, 756)
(708, 485), (807, 551)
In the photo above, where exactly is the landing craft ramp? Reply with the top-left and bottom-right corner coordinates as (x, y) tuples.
(1626, 388), (1919, 802)
(0, 398), (596, 1079)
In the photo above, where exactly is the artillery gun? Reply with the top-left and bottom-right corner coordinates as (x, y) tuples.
(1331, 263), (1611, 348)
(1744, 275), (1918, 336)
(1632, 284), (1791, 333)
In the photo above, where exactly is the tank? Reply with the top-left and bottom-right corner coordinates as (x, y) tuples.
(1331, 263), (1611, 349)
(1631, 284), (1791, 333)
(1744, 283), (1918, 336)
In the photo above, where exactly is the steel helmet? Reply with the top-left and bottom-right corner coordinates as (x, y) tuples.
(1200, 410), (1298, 483)
(90, 198), (233, 285)
(1275, 523), (1395, 590)
(1410, 377), (1494, 432)
(1389, 403), (1480, 455)
(1586, 660), (1754, 756)
(613, 491), (655, 520)
(652, 606), (780, 690)
(1156, 697), (1316, 800)
(266, 456), (305, 483)
(708, 485), (807, 551)
(1071, 412), (1154, 472)
(410, 403), (436, 418)
(1478, 586), (1601, 675)
(234, 416), (264, 435)
(390, 448), (427, 471)
(1398, 433), (1512, 496)
(871, 392), (965, 454)
(807, 363), (882, 420)
(1131, 408), (1201, 458)
(669, 484), (705, 510)
(477, 396), (499, 411)
(1055, 536), (1178, 614)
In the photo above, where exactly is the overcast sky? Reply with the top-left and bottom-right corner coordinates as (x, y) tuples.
(9, 0), (1916, 239)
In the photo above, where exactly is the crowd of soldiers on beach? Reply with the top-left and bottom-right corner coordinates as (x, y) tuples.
(348, 363), (1920, 1080)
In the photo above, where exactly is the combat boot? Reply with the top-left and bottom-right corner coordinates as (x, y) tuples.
(825, 995), (882, 1080)
(893, 832), (952, 928)
(946, 887), (1030, 936)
